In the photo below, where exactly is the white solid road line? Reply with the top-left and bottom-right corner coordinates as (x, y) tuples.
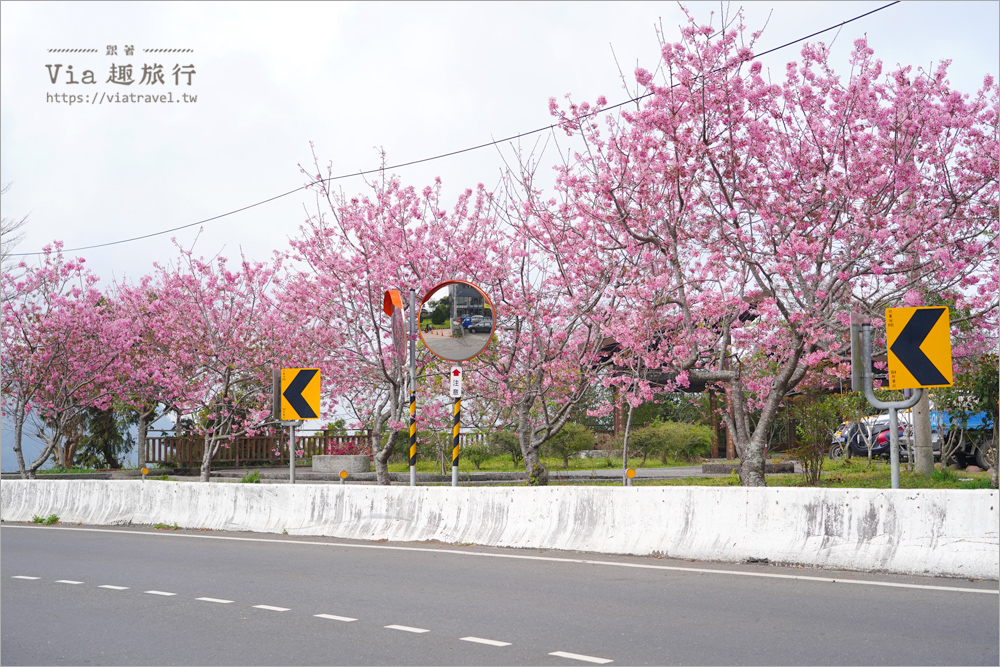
(460, 636), (512, 647)
(196, 597), (234, 603)
(385, 624), (430, 633)
(315, 614), (358, 622)
(55, 580), (83, 584)
(11, 576), (40, 580)
(549, 650), (614, 664)
(98, 585), (129, 590)
(253, 605), (290, 611)
(8, 525), (998, 596)
(144, 590), (176, 596)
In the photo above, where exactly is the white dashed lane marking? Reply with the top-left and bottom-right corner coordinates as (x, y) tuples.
(315, 614), (357, 622)
(385, 624), (430, 633)
(549, 650), (614, 664)
(5, 570), (611, 661)
(460, 636), (512, 647)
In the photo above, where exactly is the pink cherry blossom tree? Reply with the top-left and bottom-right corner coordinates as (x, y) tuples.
(135, 240), (283, 482)
(280, 147), (508, 484)
(547, 10), (998, 485)
(1, 244), (134, 477)
(468, 166), (621, 484)
(113, 280), (195, 468)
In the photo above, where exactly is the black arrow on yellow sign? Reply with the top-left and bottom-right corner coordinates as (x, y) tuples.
(889, 308), (948, 386)
(886, 307), (952, 389)
(283, 369), (318, 418)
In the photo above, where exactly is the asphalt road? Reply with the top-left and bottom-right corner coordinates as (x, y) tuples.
(2, 524), (997, 666)
(421, 330), (491, 362)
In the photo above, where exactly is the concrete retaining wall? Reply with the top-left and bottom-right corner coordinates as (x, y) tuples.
(313, 455), (370, 474)
(2, 481), (996, 580)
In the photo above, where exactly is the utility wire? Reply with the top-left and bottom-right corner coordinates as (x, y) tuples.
(12, 1), (900, 257)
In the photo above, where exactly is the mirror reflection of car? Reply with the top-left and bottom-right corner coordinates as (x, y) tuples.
(468, 318), (493, 334)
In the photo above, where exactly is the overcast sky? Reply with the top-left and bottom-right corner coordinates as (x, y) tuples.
(2, 1), (997, 470)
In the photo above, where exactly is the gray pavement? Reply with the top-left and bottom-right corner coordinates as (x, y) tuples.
(3, 524), (997, 666)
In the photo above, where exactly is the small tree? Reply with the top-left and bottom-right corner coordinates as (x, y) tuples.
(463, 442), (492, 470)
(489, 430), (521, 467)
(73, 405), (137, 469)
(544, 422), (596, 468)
(790, 394), (842, 485)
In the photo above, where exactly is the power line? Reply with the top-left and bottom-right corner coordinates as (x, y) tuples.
(12, 1), (900, 257)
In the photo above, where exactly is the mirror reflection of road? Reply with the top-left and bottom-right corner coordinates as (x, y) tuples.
(422, 329), (490, 361)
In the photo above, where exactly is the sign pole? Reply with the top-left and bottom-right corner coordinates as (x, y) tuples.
(409, 288), (418, 488)
(860, 324), (922, 489)
(289, 422), (296, 485)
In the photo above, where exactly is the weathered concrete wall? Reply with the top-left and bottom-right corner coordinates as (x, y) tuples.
(2, 481), (996, 579)
(313, 455), (370, 473)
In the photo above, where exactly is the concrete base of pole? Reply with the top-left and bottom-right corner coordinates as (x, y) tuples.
(410, 466), (416, 487)
(452, 466), (458, 487)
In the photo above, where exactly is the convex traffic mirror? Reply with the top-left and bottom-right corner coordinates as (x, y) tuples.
(418, 280), (495, 362)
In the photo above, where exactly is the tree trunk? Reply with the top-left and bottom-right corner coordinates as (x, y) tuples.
(374, 446), (391, 485)
(912, 391), (934, 476)
(13, 401), (28, 479)
(518, 403), (548, 485)
(199, 433), (216, 482)
(137, 411), (149, 468)
(738, 433), (767, 487)
(728, 383), (767, 487)
(372, 428), (396, 486)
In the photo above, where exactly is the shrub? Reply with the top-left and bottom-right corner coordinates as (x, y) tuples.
(543, 423), (596, 468)
(463, 443), (492, 470)
(614, 421), (713, 464)
(490, 430), (522, 466)
(789, 394), (842, 485)
(240, 469), (262, 483)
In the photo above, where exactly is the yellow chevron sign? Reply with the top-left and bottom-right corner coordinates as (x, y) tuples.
(886, 307), (952, 389)
(279, 368), (321, 420)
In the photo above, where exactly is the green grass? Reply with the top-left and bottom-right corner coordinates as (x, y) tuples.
(31, 514), (59, 524)
(386, 454), (699, 474)
(591, 459), (994, 489)
(152, 522), (180, 530)
(240, 470), (262, 483)
(38, 467), (96, 474)
(420, 319), (450, 330)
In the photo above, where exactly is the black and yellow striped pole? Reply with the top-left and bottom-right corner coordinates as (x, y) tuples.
(452, 395), (461, 487)
(409, 386), (417, 486)
(409, 288), (418, 487)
